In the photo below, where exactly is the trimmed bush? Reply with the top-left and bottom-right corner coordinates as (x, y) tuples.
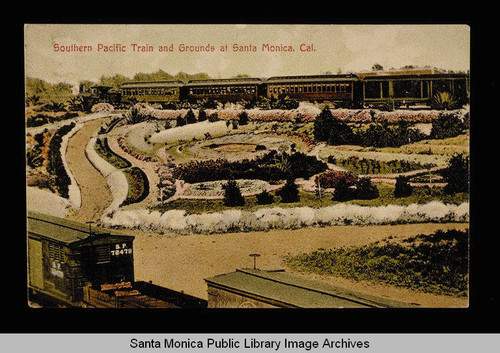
(222, 180), (245, 206)
(276, 179), (300, 203)
(256, 190), (274, 205)
(394, 176), (413, 198)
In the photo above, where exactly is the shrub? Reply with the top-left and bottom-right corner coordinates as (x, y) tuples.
(394, 176), (413, 198)
(354, 177), (379, 200)
(208, 112), (219, 122)
(122, 167), (150, 206)
(185, 109), (197, 124)
(176, 115), (187, 126)
(430, 113), (466, 139)
(222, 180), (245, 206)
(46, 122), (75, 198)
(332, 178), (353, 201)
(198, 108), (207, 122)
(313, 106), (356, 145)
(431, 91), (458, 110)
(276, 179), (300, 203)
(172, 151), (327, 184)
(442, 154), (469, 194)
(238, 111), (250, 125)
(315, 170), (359, 189)
(256, 190), (274, 205)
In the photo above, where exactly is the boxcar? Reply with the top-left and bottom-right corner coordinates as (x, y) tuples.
(120, 80), (184, 104)
(27, 211), (135, 306)
(358, 69), (469, 108)
(185, 78), (262, 103)
(264, 74), (361, 106)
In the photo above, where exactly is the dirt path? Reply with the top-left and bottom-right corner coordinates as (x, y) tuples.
(130, 222), (469, 307)
(64, 118), (113, 223)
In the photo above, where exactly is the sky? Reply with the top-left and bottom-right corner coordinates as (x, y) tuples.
(24, 24), (470, 86)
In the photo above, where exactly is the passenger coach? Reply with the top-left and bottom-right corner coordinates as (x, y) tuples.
(185, 77), (262, 103)
(358, 69), (469, 109)
(120, 80), (184, 104)
(265, 74), (361, 106)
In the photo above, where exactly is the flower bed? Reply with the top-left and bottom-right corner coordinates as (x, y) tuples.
(315, 170), (360, 189)
(183, 179), (270, 198)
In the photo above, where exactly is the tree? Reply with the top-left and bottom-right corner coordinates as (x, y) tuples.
(394, 176), (413, 198)
(198, 108), (207, 122)
(256, 190), (274, 205)
(313, 106), (335, 142)
(332, 178), (353, 201)
(276, 179), (300, 203)
(372, 63), (384, 71)
(185, 109), (197, 124)
(222, 180), (245, 206)
(238, 111), (250, 125)
(442, 154), (469, 194)
(176, 115), (187, 126)
(354, 177), (379, 200)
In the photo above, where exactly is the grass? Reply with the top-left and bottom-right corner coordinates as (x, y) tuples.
(150, 184), (468, 215)
(284, 229), (469, 297)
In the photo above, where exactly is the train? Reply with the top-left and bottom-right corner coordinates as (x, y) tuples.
(27, 211), (207, 308)
(79, 68), (469, 110)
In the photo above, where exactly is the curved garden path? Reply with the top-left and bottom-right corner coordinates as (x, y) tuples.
(64, 118), (113, 223)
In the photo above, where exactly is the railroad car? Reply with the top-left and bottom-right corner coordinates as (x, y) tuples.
(27, 211), (135, 306)
(27, 211), (208, 308)
(80, 69), (469, 109)
(357, 69), (469, 109)
(265, 74), (361, 106)
(185, 77), (262, 103)
(78, 83), (122, 107)
(120, 80), (184, 104)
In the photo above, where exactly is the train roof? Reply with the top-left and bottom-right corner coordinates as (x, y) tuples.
(265, 74), (358, 83)
(357, 68), (468, 80)
(27, 211), (134, 246)
(186, 77), (263, 86)
(205, 268), (417, 308)
(121, 80), (184, 89)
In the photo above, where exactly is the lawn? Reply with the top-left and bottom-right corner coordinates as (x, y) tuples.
(284, 228), (469, 297)
(150, 184), (468, 215)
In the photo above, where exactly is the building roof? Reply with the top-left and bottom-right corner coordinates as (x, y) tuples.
(27, 211), (134, 246)
(205, 268), (417, 308)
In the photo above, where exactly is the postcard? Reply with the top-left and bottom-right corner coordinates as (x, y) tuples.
(25, 24), (470, 309)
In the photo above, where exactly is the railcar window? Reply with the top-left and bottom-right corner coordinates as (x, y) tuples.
(433, 80), (452, 94)
(365, 81), (381, 99)
(393, 80), (421, 98)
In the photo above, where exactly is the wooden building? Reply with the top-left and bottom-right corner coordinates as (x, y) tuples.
(205, 268), (417, 308)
